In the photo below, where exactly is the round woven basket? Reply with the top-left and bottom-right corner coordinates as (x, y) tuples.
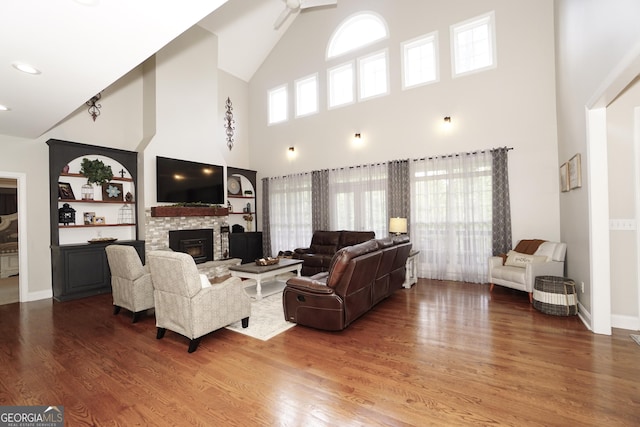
(533, 275), (578, 316)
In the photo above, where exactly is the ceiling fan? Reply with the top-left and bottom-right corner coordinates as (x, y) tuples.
(274, 0), (338, 30)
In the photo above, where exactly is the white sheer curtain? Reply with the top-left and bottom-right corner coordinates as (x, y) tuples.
(328, 163), (388, 237)
(268, 173), (313, 255)
(410, 151), (492, 283)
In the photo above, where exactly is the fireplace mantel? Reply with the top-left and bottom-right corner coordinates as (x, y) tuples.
(150, 206), (228, 217)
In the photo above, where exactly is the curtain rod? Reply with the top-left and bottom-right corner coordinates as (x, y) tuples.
(413, 146), (513, 162)
(266, 146), (513, 180)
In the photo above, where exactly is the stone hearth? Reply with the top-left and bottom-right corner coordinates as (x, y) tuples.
(145, 209), (240, 278)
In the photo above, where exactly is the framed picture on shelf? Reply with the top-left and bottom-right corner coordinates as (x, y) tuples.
(559, 162), (569, 192)
(102, 182), (123, 201)
(569, 153), (582, 189)
(58, 182), (75, 200)
(93, 216), (106, 225)
(83, 212), (96, 225)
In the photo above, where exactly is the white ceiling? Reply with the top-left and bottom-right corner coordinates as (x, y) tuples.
(0, 0), (298, 140)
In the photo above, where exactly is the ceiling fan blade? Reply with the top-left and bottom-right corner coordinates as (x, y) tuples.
(299, 0), (337, 9)
(274, 7), (293, 30)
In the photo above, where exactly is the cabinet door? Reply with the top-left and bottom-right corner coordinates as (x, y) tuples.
(247, 232), (263, 262)
(229, 232), (263, 264)
(52, 240), (145, 301)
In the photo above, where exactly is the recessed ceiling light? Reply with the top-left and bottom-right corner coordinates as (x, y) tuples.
(0, 104), (10, 111)
(12, 62), (41, 75)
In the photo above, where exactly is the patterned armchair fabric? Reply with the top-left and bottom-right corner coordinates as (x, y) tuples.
(105, 245), (154, 323)
(147, 250), (251, 353)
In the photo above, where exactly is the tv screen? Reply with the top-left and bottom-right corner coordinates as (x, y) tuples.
(156, 156), (224, 205)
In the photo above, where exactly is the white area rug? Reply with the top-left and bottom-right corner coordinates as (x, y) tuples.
(225, 283), (295, 341)
(631, 334), (640, 346)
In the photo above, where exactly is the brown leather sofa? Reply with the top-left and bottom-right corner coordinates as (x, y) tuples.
(283, 236), (412, 331)
(292, 230), (375, 276)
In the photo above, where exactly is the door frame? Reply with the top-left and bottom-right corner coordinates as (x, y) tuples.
(0, 171), (28, 302)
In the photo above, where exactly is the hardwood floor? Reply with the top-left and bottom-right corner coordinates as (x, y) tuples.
(0, 275), (19, 305)
(0, 279), (638, 426)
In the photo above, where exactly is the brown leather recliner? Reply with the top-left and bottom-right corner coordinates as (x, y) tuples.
(283, 236), (412, 331)
(292, 230), (375, 276)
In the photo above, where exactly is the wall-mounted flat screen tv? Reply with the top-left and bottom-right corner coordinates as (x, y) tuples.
(156, 156), (224, 205)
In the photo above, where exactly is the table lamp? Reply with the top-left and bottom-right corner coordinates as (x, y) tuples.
(389, 217), (407, 235)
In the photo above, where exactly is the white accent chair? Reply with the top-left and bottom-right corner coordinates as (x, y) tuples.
(105, 245), (154, 323)
(147, 250), (251, 353)
(488, 241), (567, 303)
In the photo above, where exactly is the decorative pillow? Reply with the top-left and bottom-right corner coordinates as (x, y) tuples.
(504, 250), (547, 267)
(199, 274), (212, 289)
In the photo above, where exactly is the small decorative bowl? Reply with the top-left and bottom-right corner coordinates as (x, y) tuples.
(255, 257), (279, 266)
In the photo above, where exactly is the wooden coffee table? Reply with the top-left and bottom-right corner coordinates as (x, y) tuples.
(228, 258), (303, 300)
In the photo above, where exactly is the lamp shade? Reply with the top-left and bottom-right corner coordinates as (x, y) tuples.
(389, 217), (407, 234)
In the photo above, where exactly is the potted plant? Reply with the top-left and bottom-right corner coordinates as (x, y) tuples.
(79, 158), (113, 200)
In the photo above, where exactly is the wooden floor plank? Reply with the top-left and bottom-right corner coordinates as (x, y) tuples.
(0, 279), (639, 426)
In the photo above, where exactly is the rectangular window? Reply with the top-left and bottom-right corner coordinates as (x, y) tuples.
(402, 32), (439, 89)
(410, 152), (493, 283)
(268, 174), (313, 255)
(328, 61), (354, 109)
(358, 49), (388, 100)
(328, 164), (388, 236)
(451, 11), (496, 77)
(295, 74), (318, 118)
(268, 84), (288, 125)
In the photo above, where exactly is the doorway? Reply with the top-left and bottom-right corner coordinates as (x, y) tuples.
(0, 177), (19, 305)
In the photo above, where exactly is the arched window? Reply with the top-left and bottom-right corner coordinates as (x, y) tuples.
(327, 12), (388, 59)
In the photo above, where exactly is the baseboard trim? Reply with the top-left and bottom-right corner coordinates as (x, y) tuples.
(26, 289), (53, 302)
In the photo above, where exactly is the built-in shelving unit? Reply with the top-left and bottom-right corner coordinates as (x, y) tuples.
(226, 167), (257, 230)
(48, 139), (144, 301)
(226, 167), (262, 261)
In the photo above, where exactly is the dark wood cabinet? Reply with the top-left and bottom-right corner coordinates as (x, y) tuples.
(51, 240), (145, 302)
(229, 232), (263, 264)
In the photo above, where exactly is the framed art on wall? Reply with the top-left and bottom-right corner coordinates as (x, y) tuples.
(569, 153), (582, 189)
(560, 162), (569, 192)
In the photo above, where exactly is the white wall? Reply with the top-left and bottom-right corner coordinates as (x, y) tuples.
(607, 79), (640, 328)
(555, 0), (640, 329)
(141, 26), (253, 216)
(248, 0), (560, 243)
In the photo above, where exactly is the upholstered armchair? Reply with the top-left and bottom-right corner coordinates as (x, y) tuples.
(488, 240), (567, 303)
(147, 250), (251, 353)
(105, 245), (154, 323)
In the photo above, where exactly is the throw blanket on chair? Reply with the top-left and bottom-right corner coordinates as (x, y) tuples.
(499, 239), (546, 265)
(514, 239), (547, 255)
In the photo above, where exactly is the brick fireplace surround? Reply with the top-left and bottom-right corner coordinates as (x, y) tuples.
(144, 209), (241, 279)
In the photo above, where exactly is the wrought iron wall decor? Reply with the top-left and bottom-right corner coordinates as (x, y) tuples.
(86, 93), (102, 121)
(224, 97), (236, 150)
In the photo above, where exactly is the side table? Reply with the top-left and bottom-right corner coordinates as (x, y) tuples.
(403, 250), (420, 289)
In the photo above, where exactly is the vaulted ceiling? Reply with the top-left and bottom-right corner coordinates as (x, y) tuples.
(0, 0), (302, 140)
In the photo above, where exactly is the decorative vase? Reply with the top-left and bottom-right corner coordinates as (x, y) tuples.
(246, 221), (253, 232)
(81, 184), (94, 200)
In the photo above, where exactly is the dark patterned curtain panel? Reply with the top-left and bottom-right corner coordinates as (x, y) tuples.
(261, 178), (272, 257)
(387, 159), (410, 233)
(491, 147), (512, 255)
(312, 169), (330, 231)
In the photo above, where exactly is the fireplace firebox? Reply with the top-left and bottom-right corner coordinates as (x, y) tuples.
(168, 229), (214, 264)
